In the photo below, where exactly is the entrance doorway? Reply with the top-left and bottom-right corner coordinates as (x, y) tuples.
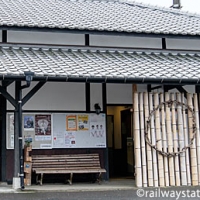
(107, 106), (134, 178)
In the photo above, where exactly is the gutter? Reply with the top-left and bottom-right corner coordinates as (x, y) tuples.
(0, 75), (199, 85)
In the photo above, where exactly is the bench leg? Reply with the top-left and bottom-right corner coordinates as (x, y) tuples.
(97, 172), (102, 184)
(68, 173), (73, 185)
(40, 173), (43, 186)
(36, 174), (39, 185)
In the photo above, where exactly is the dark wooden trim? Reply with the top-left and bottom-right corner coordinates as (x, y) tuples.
(85, 34), (89, 46)
(102, 83), (107, 113)
(2, 30), (7, 43)
(86, 83), (90, 112)
(162, 38), (166, 50)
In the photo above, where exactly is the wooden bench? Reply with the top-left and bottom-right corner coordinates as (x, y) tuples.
(32, 153), (106, 185)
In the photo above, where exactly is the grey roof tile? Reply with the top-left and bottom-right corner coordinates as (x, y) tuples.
(0, 46), (200, 82)
(0, 0), (200, 36)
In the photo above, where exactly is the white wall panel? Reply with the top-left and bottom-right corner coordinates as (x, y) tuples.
(7, 31), (85, 45)
(90, 35), (162, 49)
(7, 82), (86, 111)
(166, 38), (200, 50)
(107, 84), (132, 104)
(90, 83), (103, 111)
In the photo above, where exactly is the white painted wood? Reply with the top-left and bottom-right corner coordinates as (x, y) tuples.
(182, 93), (191, 186)
(194, 94), (200, 185)
(187, 93), (198, 186)
(176, 93), (187, 185)
(165, 92), (175, 186)
(90, 83), (102, 112)
(160, 93), (169, 186)
(90, 35), (162, 49)
(154, 93), (164, 186)
(144, 92), (154, 187)
(139, 93), (147, 187)
(107, 84), (132, 104)
(133, 93), (142, 187)
(7, 31), (85, 45)
(7, 82), (86, 111)
(149, 93), (158, 187)
(166, 38), (200, 50)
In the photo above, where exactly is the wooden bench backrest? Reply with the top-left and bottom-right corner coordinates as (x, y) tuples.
(32, 154), (102, 169)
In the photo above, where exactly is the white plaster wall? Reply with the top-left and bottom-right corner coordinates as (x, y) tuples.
(107, 84), (132, 104)
(90, 35), (162, 49)
(166, 38), (200, 50)
(7, 31), (85, 45)
(7, 82), (86, 111)
(0, 31), (2, 42)
(90, 83), (103, 111)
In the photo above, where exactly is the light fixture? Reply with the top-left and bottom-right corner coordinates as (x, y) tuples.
(94, 103), (101, 115)
(24, 71), (34, 87)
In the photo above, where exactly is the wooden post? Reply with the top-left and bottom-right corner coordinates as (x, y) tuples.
(165, 92), (175, 186)
(149, 93), (158, 187)
(139, 93), (147, 187)
(176, 93), (187, 185)
(154, 93), (164, 186)
(171, 93), (180, 186)
(187, 93), (198, 186)
(182, 93), (191, 185)
(160, 93), (169, 187)
(144, 92), (154, 187)
(133, 92), (142, 187)
(194, 94), (200, 185)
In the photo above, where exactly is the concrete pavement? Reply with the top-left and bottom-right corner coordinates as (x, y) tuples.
(0, 178), (136, 193)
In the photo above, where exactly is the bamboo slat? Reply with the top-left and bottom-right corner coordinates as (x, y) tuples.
(154, 93), (165, 186)
(139, 93), (147, 187)
(149, 93), (158, 187)
(144, 92), (154, 187)
(171, 93), (180, 186)
(165, 92), (175, 186)
(182, 93), (191, 186)
(176, 93), (187, 185)
(160, 93), (169, 186)
(187, 93), (198, 186)
(133, 93), (142, 187)
(194, 94), (200, 185)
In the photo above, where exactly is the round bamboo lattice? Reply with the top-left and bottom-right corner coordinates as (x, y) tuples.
(145, 99), (197, 157)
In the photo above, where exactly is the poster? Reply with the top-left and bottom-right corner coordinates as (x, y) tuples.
(66, 115), (77, 131)
(78, 114), (89, 131)
(90, 114), (105, 138)
(24, 116), (34, 131)
(35, 115), (51, 136)
(65, 132), (76, 147)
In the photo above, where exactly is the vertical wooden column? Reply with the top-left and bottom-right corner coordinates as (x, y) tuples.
(165, 92), (175, 186)
(182, 93), (191, 185)
(139, 93), (147, 187)
(144, 92), (154, 186)
(187, 93), (198, 186)
(149, 93), (158, 187)
(160, 93), (169, 186)
(176, 93), (187, 185)
(154, 93), (164, 186)
(133, 92), (142, 187)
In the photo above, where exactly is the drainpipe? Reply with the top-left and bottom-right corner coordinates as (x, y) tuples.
(14, 72), (34, 190)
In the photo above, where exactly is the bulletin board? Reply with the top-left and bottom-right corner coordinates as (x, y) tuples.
(7, 113), (106, 149)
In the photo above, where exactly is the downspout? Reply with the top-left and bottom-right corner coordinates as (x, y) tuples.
(18, 72), (34, 190)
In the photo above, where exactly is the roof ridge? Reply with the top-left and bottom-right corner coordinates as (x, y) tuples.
(122, 0), (200, 18)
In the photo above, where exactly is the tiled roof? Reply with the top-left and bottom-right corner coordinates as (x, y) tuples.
(0, 0), (200, 36)
(0, 46), (200, 83)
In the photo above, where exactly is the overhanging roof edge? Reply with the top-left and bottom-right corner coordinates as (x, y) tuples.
(0, 75), (199, 85)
